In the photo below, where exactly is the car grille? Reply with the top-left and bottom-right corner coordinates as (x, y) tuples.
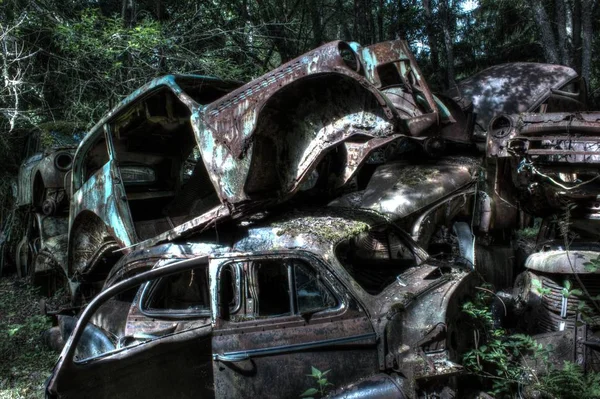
(537, 274), (600, 333)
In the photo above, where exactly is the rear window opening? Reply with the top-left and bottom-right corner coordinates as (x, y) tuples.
(335, 228), (417, 295)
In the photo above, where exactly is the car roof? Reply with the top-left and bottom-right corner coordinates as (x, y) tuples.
(118, 208), (391, 265)
(76, 74), (238, 149)
(232, 207), (389, 253)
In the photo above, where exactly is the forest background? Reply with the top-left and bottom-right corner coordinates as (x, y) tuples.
(1, 0), (599, 216)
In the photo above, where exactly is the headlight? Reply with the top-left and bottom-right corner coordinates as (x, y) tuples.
(54, 152), (73, 172)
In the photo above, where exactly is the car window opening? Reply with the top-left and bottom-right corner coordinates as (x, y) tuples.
(109, 87), (221, 241)
(336, 229), (416, 295)
(82, 136), (109, 181)
(242, 258), (337, 319)
(143, 267), (210, 313)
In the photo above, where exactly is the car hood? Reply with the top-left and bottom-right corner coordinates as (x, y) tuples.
(329, 156), (480, 220)
(447, 63), (577, 133)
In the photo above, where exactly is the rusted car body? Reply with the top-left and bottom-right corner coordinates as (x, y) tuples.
(496, 233), (600, 372)
(10, 147), (75, 290)
(446, 63), (588, 246)
(46, 209), (476, 398)
(16, 147), (75, 213)
(329, 156), (480, 254)
(447, 63), (586, 141)
(488, 112), (600, 216)
(487, 111), (600, 371)
(64, 39), (470, 300)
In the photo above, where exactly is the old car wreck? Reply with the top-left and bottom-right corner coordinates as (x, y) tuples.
(45, 209), (477, 398)
(22, 34), (599, 397)
(3, 143), (76, 294)
(486, 111), (600, 372)
(41, 38), (474, 304)
(37, 38), (489, 398)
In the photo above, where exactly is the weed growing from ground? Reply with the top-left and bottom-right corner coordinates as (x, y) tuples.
(300, 366), (333, 398)
(0, 277), (56, 399)
(462, 287), (600, 398)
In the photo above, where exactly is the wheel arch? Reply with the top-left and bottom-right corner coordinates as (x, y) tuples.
(68, 210), (122, 279)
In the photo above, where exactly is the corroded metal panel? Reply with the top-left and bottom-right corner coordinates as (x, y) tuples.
(16, 148), (74, 208)
(448, 63), (579, 134)
(16, 153), (42, 207)
(47, 209), (473, 398)
(487, 112), (600, 217)
(69, 161), (136, 271)
(353, 156), (479, 219)
(66, 40), (459, 259)
(488, 112), (600, 159)
(194, 41), (402, 205)
(526, 250), (600, 274)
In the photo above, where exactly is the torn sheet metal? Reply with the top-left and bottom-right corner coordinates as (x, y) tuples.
(194, 40), (432, 206)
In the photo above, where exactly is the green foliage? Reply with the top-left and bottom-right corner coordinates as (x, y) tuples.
(583, 254), (600, 273)
(0, 277), (56, 398)
(300, 366), (333, 399)
(531, 278), (551, 296)
(515, 226), (540, 240)
(562, 279), (583, 298)
(537, 361), (600, 399)
(462, 287), (600, 397)
(55, 9), (162, 63)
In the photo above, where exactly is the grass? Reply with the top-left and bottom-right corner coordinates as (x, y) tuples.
(0, 277), (57, 399)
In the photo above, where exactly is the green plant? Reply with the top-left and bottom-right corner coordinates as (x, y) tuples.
(537, 361), (600, 399)
(515, 226), (540, 240)
(531, 278), (551, 297)
(461, 286), (600, 398)
(583, 254), (600, 273)
(561, 279), (583, 298)
(461, 289), (547, 396)
(300, 366), (333, 399)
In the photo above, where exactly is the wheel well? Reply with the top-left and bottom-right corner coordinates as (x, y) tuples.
(32, 172), (45, 208)
(68, 211), (123, 280)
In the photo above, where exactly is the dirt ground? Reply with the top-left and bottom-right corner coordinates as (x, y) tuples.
(0, 276), (56, 399)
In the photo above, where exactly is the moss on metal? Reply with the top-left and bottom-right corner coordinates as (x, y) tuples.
(399, 166), (441, 186)
(272, 209), (380, 244)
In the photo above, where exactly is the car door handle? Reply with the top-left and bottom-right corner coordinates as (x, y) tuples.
(213, 353), (250, 363)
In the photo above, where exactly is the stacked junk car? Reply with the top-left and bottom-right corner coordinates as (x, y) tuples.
(1, 38), (596, 398)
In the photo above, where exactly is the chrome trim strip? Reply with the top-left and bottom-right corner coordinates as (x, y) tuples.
(215, 332), (376, 360)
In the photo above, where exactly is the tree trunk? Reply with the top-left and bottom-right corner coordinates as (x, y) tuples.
(377, 0), (384, 42)
(422, 0), (444, 89)
(367, 0), (376, 43)
(156, 0), (166, 73)
(531, 0), (559, 64)
(555, 0), (569, 65)
(581, 0), (595, 90)
(572, 0), (582, 72)
(309, 0), (323, 47)
(336, 0), (352, 39)
(439, 0), (455, 89)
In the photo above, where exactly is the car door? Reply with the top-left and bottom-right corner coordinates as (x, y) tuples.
(46, 257), (215, 399)
(70, 124), (136, 257)
(210, 251), (378, 399)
